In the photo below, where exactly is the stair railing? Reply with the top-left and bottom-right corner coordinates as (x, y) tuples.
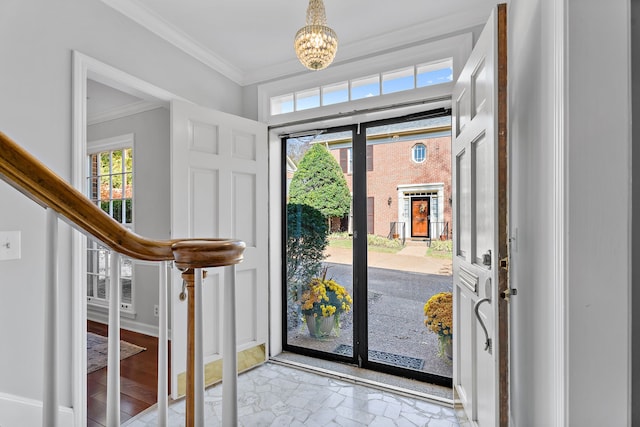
(0, 131), (243, 427)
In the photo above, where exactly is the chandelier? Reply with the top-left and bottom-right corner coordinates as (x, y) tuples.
(294, 0), (338, 71)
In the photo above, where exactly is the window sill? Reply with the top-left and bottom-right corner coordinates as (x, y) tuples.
(87, 301), (137, 319)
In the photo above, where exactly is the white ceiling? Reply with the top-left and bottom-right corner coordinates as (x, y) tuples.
(101, 0), (496, 86)
(87, 80), (142, 118)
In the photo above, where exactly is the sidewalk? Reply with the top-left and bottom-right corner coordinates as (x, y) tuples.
(324, 244), (452, 276)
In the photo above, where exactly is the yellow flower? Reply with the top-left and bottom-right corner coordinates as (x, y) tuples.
(299, 271), (352, 319)
(424, 292), (453, 337)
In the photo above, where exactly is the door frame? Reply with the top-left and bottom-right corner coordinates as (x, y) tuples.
(280, 109), (454, 387)
(71, 51), (180, 426)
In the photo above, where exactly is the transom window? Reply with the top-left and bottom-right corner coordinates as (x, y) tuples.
(412, 143), (427, 163)
(86, 135), (135, 312)
(270, 58), (453, 116)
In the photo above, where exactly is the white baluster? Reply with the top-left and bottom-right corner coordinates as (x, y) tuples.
(106, 252), (121, 427)
(222, 264), (238, 426)
(43, 209), (59, 426)
(157, 261), (169, 426)
(194, 268), (205, 426)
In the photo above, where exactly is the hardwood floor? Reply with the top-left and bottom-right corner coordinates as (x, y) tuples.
(87, 321), (171, 426)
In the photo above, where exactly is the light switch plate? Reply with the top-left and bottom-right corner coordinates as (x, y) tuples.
(0, 231), (21, 261)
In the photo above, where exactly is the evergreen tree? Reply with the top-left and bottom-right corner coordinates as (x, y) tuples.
(289, 144), (351, 219)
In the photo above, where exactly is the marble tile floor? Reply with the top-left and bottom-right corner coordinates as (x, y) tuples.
(123, 361), (467, 427)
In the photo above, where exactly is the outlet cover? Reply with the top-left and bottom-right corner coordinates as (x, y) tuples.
(0, 231), (21, 261)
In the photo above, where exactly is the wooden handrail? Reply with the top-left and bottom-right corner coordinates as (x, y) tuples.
(0, 131), (245, 265)
(1, 131), (245, 427)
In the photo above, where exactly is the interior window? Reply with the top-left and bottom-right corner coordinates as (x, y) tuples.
(86, 145), (134, 310)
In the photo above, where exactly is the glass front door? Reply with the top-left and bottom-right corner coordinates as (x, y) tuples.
(283, 111), (454, 386)
(284, 128), (355, 359)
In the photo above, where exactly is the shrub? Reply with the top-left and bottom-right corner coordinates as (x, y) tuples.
(288, 144), (351, 219)
(367, 234), (404, 250)
(286, 203), (328, 308)
(429, 239), (453, 253)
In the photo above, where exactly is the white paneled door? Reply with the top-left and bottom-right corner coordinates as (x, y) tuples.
(452, 4), (509, 427)
(170, 99), (268, 398)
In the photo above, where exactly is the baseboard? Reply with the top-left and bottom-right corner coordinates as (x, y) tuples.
(87, 310), (172, 339)
(0, 392), (75, 427)
(176, 344), (266, 397)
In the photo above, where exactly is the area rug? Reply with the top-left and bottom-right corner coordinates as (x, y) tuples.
(87, 332), (146, 374)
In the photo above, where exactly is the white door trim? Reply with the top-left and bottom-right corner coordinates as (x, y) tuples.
(549, 0), (568, 425)
(268, 129), (283, 357)
(71, 51), (180, 427)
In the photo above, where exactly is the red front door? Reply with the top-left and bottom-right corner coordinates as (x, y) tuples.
(411, 198), (429, 237)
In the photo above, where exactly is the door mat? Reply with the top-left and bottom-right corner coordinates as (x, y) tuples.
(333, 344), (425, 370)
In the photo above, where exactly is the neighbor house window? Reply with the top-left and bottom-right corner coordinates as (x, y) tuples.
(412, 143), (426, 163)
(86, 137), (135, 312)
(339, 147), (353, 174)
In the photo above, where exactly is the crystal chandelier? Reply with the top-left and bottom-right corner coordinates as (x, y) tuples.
(294, 0), (338, 71)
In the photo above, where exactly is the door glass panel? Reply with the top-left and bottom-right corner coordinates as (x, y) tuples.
(285, 131), (354, 357)
(365, 117), (453, 379)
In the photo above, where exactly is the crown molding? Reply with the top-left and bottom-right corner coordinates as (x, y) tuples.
(243, 7), (488, 86)
(100, 0), (244, 84)
(88, 100), (166, 125)
(102, 0), (488, 87)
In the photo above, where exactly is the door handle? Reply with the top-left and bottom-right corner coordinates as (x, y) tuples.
(474, 297), (492, 353)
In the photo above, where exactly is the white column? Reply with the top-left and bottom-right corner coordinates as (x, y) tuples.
(43, 209), (59, 427)
(106, 252), (121, 427)
(194, 268), (205, 426)
(157, 261), (169, 426)
(222, 264), (238, 426)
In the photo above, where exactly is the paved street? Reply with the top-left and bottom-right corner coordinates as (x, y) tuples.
(288, 244), (454, 379)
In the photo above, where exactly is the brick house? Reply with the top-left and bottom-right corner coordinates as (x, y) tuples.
(324, 116), (452, 241)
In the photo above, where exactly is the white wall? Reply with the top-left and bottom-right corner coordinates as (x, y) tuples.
(508, 1), (555, 425)
(509, 0), (632, 425)
(0, 0), (241, 410)
(87, 107), (170, 332)
(566, 0), (631, 425)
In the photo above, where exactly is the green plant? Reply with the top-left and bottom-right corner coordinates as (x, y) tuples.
(424, 292), (453, 357)
(429, 239), (453, 253)
(300, 268), (352, 336)
(286, 203), (328, 303)
(301, 270), (352, 317)
(327, 232), (404, 253)
(288, 144), (351, 219)
(366, 234), (404, 250)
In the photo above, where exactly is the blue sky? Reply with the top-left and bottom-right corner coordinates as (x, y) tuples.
(280, 66), (453, 114)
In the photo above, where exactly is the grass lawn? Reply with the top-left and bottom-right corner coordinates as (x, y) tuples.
(426, 239), (453, 259)
(329, 234), (454, 258)
(426, 248), (453, 259)
(328, 233), (404, 254)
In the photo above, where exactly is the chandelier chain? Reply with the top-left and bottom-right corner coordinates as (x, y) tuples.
(306, 0), (327, 25)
